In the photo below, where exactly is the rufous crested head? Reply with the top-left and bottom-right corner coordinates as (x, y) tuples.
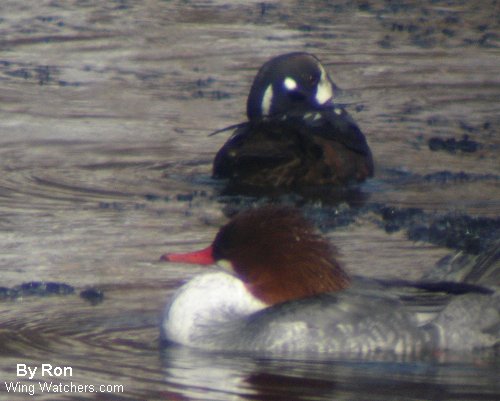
(161, 206), (350, 305)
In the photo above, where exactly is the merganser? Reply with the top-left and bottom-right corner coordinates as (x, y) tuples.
(160, 207), (499, 355)
(212, 52), (374, 190)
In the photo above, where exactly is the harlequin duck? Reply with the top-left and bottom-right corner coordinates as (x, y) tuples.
(212, 52), (374, 190)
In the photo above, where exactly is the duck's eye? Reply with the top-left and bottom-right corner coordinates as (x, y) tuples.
(306, 73), (319, 86)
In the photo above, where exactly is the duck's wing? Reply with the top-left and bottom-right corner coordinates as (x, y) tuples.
(299, 106), (373, 159)
(212, 121), (301, 181)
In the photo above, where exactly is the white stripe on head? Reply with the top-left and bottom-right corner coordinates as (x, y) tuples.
(261, 84), (273, 116)
(315, 64), (333, 105)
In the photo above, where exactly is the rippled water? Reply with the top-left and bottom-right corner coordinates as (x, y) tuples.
(1, 1), (499, 400)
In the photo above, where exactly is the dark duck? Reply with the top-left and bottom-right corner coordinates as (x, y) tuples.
(212, 52), (374, 191)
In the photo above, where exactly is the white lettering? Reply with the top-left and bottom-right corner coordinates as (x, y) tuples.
(41, 364), (73, 377)
(5, 381), (17, 392)
(17, 363), (37, 380)
(41, 364), (52, 376)
(16, 364), (26, 377)
(39, 381), (97, 393)
(4, 381), (35, 396)
(100, 383), (125, 393)
(38, 381), (51, 392)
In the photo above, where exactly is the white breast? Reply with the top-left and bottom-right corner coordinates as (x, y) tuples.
(161, 271), (267, 346)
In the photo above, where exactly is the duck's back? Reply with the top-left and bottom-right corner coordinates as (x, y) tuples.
(201, 284), (499, 355)
(213, 108), (374, 188)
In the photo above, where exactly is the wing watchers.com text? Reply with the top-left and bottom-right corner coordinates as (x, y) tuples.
(4, 364), (124, 396)
(5, 381), (124, 396)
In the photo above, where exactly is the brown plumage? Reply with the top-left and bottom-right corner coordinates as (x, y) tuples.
(212, 206), (351, 305)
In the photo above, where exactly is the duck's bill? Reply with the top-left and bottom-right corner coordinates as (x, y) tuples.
(160, 245), (214, 265)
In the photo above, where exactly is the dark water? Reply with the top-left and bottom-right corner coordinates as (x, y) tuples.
(1, 1), (499, 400)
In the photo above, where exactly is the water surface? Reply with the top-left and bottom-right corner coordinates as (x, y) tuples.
(0, 1), (499, 400)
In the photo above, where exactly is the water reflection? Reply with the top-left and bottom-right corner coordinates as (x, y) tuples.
(160, 347), (500, 401)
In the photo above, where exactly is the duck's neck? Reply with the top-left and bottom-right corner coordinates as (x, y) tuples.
(161, 271), (267, 347)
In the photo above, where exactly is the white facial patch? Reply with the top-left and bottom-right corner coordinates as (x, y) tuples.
(315, 64), (333, 105)
(261, 84), (273, 116)
(283, 77), (297, 91)
(216, 259), (233, 272)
